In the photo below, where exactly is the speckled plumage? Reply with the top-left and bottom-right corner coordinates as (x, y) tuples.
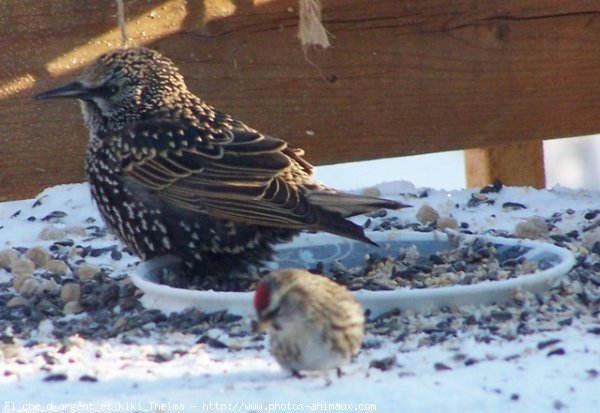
(35, 47), (409, 278)
(254, 269), (364, 375)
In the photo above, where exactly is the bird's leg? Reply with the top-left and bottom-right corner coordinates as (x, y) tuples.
(336, 367), (343, 378)
(291, 369), (304, 379)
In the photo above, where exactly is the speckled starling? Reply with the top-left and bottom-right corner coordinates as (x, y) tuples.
(35, 47), (409, 278)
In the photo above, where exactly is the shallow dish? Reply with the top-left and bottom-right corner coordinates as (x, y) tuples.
(130, 230), (576, 317)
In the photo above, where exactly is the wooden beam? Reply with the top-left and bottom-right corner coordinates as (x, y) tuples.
(1, 0), (599, 201)
(465, 141), (546, 188)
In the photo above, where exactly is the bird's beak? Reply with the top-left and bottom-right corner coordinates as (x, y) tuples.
(34, 81), (89, 101)
(257, 319), (272, 332)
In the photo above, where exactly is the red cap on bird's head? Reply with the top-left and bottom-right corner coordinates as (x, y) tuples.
(253, 281), (271, 313)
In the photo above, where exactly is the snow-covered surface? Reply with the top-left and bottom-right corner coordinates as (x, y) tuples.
(0, 181), (599, 412)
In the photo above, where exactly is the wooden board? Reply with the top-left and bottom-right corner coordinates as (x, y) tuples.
(1, 0), (599, 200)
(465, 142), (546, 188)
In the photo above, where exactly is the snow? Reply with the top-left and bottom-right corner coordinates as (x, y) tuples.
(1, 327), (598, 412)
(0, 181), (599, 413)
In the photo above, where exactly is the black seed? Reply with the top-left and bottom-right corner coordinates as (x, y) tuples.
(480, 179), (503, 194)
(587, 327), (600, 335)
(502, 202), (526, 210)
(428, 254), (445, 265)
(148, 353), (174, 363)
(364, 279), (395, 291)
(369, 356), (396, 371)
(452, 260), (467, 272)
(361, 339), (382, 350)
(510, 394), (520, 401)
(558, 318), (572, 327)
(32, 197), (46, 208)
(391, 268), (414, 280)
(491, 311), (512, 321)
(79, 375), (98, 382)
(452, 353), (467, 361)
(369, 209), (387, 218)
(42, 211), (68, 222)
(464, 358), (479, 366)
(537, 338), (561, 350)
(577, 291), (591, 306)
(553, 400), (566, 411)
(411, 261), (434, 273)
(41, 352), (57, 365)
(196, 335), (228, 349)
(464, 315), (477, 325)
(10, 210), (21, 218)
(565, 230), (579, 239)
(477, 248), (492, 259)
(372, 308), (401, 321)
(534, 293), (545, 306)
(43, 373), (67, 382)
(434, 362), (452, 371)
(538, 259), (554, 270)
(90, 246), (117, 257)
(85, 226), (109, 238)
(591, 242), (600, 256)
(119, 298), (139, 311)
(550, 235), (571, 243)
(546, 348), (566, 357)
(501, 259), (518, 267)
(110, 250), (123, 261)
(584, 210), (600, 220)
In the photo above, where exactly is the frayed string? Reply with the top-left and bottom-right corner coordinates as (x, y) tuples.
(298, 0), (331, 50)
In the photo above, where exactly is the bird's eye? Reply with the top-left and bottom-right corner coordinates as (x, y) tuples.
(109, 85), (120, 95)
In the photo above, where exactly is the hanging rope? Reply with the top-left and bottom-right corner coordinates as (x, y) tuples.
(116, 0), (128, 47)
(116, 0), (328, 51)
(298, 0), (331, 49)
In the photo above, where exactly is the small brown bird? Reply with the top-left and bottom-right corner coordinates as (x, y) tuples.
(35, 47), (409, 279)
(254, 269), (364, 376)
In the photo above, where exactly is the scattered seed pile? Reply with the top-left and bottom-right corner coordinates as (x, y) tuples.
(328, 236), (544, 291)
(0, 181), (598, 380)
(156, 234), (542, 292)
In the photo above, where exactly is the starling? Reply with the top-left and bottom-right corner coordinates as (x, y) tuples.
(35, 47), (409, 279)
(254, 268), (364, 376)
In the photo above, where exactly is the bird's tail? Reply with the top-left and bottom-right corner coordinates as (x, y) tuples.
(308, 191), (411, 245)
(308, 191), (410, 218)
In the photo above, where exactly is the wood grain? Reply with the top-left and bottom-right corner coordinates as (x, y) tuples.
(1, 0), (599, 200)
(465, 142), (546, 188)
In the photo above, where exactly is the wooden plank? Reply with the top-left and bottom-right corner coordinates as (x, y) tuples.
(465, 141), (546, 188)
(1, 0), (599, 201)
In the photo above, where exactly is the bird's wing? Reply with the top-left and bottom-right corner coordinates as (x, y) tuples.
(110, 117), (322, 229)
